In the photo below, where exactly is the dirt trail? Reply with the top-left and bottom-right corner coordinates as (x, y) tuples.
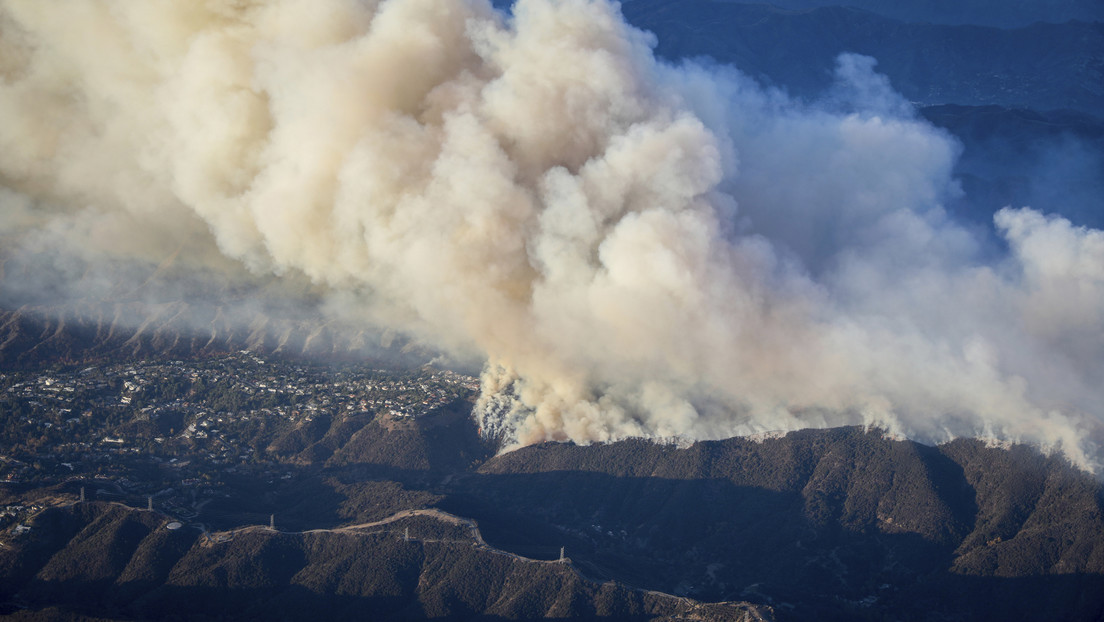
(319, 508), (483, 544)
(216, 507), (513, 554)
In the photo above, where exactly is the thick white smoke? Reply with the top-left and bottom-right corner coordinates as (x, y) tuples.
(0, 0), (1101, 468)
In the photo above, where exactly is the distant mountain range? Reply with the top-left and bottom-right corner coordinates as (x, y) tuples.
(621, 0), (1103, 116)
(707, 0), (1104, 29)
(920, 105), (1104, 228)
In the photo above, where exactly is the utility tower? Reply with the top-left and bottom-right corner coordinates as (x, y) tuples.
(80, 487), (85, 503)
(404, 527), (410, 542)
(147, 496), (153, 511)
(559, 547), (565, 562)
(269, 514), (275, 530)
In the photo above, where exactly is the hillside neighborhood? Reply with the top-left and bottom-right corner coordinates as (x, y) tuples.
(0, 352), (478, 533)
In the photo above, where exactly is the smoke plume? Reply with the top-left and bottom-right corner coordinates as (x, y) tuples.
(0, 0), (1101, 469)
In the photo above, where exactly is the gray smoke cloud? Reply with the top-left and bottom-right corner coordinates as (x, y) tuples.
(0, 0), (1101, 469)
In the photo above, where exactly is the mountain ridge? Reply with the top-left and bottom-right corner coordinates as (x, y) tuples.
(2, 501), (774, 622)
